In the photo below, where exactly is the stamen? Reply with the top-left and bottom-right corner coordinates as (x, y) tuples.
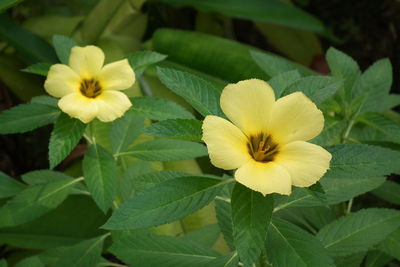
(247, 133), (278, 162)
(80, 79), (102, 98)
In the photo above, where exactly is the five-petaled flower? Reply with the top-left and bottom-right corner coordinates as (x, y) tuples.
(202, 79), (332, 196)
(44, 45), (135, 123)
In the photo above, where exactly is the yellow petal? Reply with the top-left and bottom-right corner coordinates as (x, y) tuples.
(202, 115), (251, 170)
(44, 64), (80, 98)
(58, 93), (99, 123)
(99, 59), (135, 91)
(95, 91), (132, 122)
(220, 79), (275, 136)
(275, 141), (331, 187)
(69, 46), (104, 78)
(235, 160), (291, 196)
(269, 92), (324, 144)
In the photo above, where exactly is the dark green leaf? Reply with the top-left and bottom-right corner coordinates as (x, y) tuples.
(0, 259), (6, 267)
(109, 112), (144, 154)
(378, 227), (400, 260)
(215, 197), (234, 250)
(128, 50), (167, 76)
(144, 119), (202, 141)
(21, 169), (73, 185)
(0, 0), (24, 11)
(15, 256), (43, 267)
(128, 170), (188, 194)
(30, 95), (58, 107)
(21, 63), (51, 76)
(357, 113), (400, 144)
(52, 35), (78, 65)
(182, 224), (221, 248)
(268, 70), (301, 97)
(208, 252), (238, 267)
(0, 172), (25, 198)
(364, 250), (392, 267)
(371, 180), (400, 205)
(119, 161), (153, 201)
(334, 252), (366, 267)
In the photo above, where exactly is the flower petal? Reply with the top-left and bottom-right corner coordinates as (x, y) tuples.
(44, 64), (80, 98)
(275, 141), (331, 187)
(95, 91), (132, 122)
(220, 79), (275, 137)
(202, 115), (251, 170)
(235, 160), (292, 196)
(69, 46), (104, 78)
(99, 59), (135, 91)
(58, 93), (98, 123)
(269, 92), (324, 144)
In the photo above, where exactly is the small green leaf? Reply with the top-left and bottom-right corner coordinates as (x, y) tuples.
(268, 70), (301, 97)
(83, 144), (118, 213)
(215, 197), (234, 250)
(49, 113), (86, 169)
(231, 183), (273, 266)
(0, 172), (25, 198)
(30, 95), (58, 107)
(0, 102), (60, 134)
(378, 228), (400, 261)
(103, 176), (232, 230)
(21, 63), (51, 76)
(130, 97), (194, 120)
(157, 67), (223, 117)
(371, 180), (400, 205)
(21, 170), (73, 185)
(316, 208), (400, 256)
(144, 119), (203, 141)
(128, 51), (167, 76)
(121, 139), (208, 161)
(52, 35), (78, 65)
(128, 170), (188, 194)
(119, 161), (153, 201)
(109, 112), (144, 154)
(306, 181), (327, 204)
(357, 113), (400, 144)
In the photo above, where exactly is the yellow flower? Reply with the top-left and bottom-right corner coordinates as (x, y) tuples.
(202, 79), (332, 196)
(44, 46), (135, 123)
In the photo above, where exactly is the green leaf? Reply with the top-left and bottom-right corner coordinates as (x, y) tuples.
(121, 139), (208, 161)
(55, 234), (108, 267)
(128, 50), (167, 76)
(127, 170), (188, 194)
(119, 161), (153, 201)
(316, 208), (400, 256)
(0, 259), (6, 267)
(268, 70), (301, 97)
(364, 250), (392, 267)
(21, 63), (51, 76)
(371, 180), (400, 205)
(182, 224), (221, 248)
(52, 35), (78, 65)
(215, 197), (234, 250)
(378, 227), (400, 260)
(157, 67), (223, 117)
(0, 172), (25, 198)
(0, 177), (80, 227)
(157, 0), (325, 33)
(266, 218), (334, 267)
(130, 96), (194, 120)
(30, 95), (58, 107)
(283, 76), (343, 105)
(83, 144), (118, 213)
(311, 119), (347, 146)
(208, 252), (238, 267)
(109, 112), (144, 154)
(231, 183), (273, 266)
(103, 176), (232, 230)
(15, 256), (43, 267)
(306, 181), (327, 204)
(144, 119), (203, 141)
(110, 231), (218, 266)
(0, 0), (24, 11)
(0, 102), (60, 134)
(21, 169), (73, 185)
(326, 47), (360, 93)
(0, 195), (107, 249)
(49, 113), (86, 169)
(334, 252), (367, 267)
(357, 113), (400, 144)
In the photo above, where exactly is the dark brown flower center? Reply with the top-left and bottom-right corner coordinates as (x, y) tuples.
(247, 133), (278, 162)
(80, 78), (102, 98)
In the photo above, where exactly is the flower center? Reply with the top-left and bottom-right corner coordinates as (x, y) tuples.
(80, 78), (102, 98)
(247, 133), (278, 162)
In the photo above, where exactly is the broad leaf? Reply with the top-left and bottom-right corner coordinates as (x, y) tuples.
(130, 97), (194, 120)
(52, 35), (78, 65)
(0, 172), (25, 198)
(128, 51), (167, 76)
(83, 144), (118, 213)
(103, 177), (233, 230)
(22, 63), (51, 76)
(144, 119), (202, 141)
(231, 183), (273, 266)
(109, 112), (144, 154)
(268, 70), (301, 97)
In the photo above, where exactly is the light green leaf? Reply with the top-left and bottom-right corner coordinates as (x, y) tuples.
(0, 172), (25, 198)
(21, 63), (51, 76)
(128, 50), (167, 76)
(103, 177), (233, 230)
(83, 144), (118, 213)
(120, 139), (208, 161)
(0, 0), (24, 11)
(52, 35), (78, 65)
(130, 96), (194, 120)
(268, 70), (301, 97)
(371, 180), (400, 205)
(157, 67), (223, 117)
(0, 102), (60, 134)
(266, 218), (334, 267)
(49, 113), (86, 169)
(208, 252), (238, 267)
(378, 227), (400, 260)
(231, 183), (273, 266)
(316, 208), (400, 256)
(144, 119), (202, 141)
(357, 113), (400, 144)
(109, 112), (144, 154)
(110, 231), (218, 266)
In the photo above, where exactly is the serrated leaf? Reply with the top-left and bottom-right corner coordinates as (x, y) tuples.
(316, 208), (400, 256)
(215, 197), (234, 250)
(83, 144), (118, 213)
(371, 180), (400, 205)
(231, 183), (273, 266)
(109, 112), (144, 154)
(21, 169), (73, 185)
(120, 139), (208, 161)
(357, 113), (400, 144)
(49, 113), (86, 169)
(128, 50), (167, 76)
(110, 231), (218, 266)
(0, 177), (80, 227)
(144, 119), (202, 141)
(209, 252), (238, 267)
(266, 218), (335, 267)
(130, 96), (194, 120)
(378, 227), (400, 260)
(157, 67), (223, 117)
(103, 176), (233, 230)
(0, 102), (60, 134)
(128, 170), (188, 194)
(268, 70), (301, 97)
(52, 35), (78, 65)
(0, 172), (25, 198)
(21, 62), (51, 76)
